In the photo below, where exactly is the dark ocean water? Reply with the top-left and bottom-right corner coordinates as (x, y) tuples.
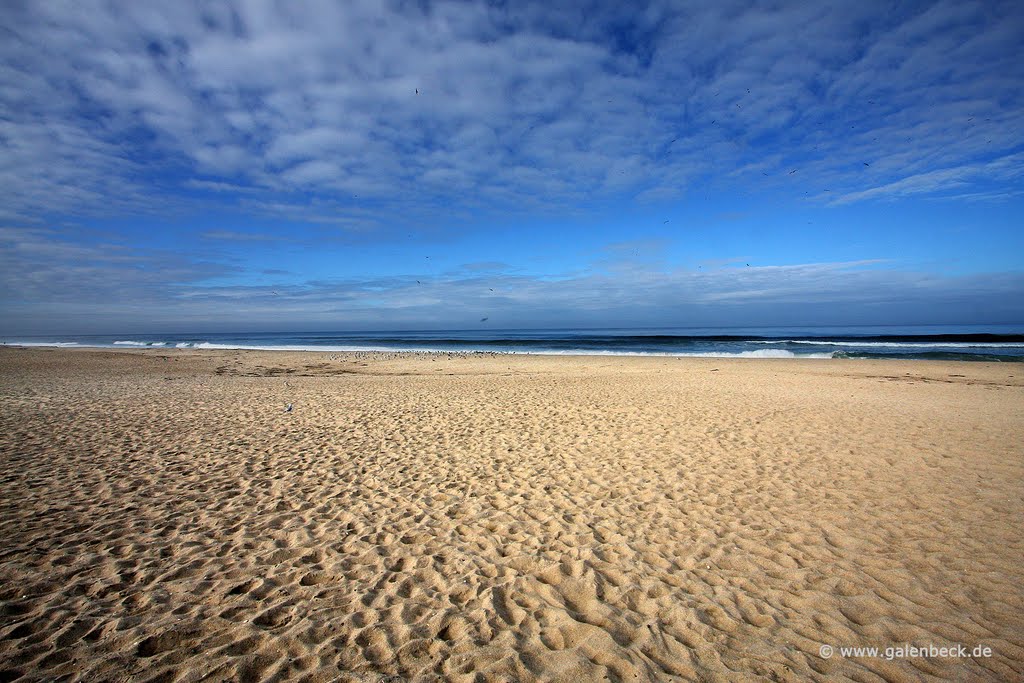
(4, 325), (1024, 361)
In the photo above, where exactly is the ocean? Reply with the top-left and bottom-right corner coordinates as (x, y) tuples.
(4, 325), (1024, 361)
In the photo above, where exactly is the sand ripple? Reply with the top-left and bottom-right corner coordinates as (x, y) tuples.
(1, 349), (1022, 681)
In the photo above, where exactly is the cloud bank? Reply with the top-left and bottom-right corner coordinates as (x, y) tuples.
(3, 226), (1022, 334)
(1, 0), (1021, 225)
(1, 1), (1022, 332)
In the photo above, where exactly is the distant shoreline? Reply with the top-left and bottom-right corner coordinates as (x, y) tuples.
(2, 344), (1022, 364)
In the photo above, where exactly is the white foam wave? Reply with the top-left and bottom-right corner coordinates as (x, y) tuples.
(753, 339), (1023, 349)
(674, 349), (834, 359)
(1, 340), (837, 358)
(191, 344), (834, 358)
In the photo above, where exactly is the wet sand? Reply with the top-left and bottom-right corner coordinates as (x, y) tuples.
(0, 347), (1022, 682)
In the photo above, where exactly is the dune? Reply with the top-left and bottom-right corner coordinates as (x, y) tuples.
(0, 347), (1022, 682)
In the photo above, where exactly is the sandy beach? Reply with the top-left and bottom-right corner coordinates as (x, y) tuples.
(0, 347), (1022, 682)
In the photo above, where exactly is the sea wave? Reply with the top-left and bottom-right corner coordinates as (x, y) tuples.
(3, 336), (1021, 361)
(677, 349), (834, 359)
(752, 340), (1024, 349)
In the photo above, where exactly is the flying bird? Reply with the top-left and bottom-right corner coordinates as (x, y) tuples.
(415, 88), (419, 94)
(789, 169), (797, 174)
(863, 162), (870, 166)
(489, 288), (493, 291)
(480, 317), (489, 322)
(663, 220), (669, 224)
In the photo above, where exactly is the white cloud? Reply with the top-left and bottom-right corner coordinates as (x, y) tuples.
(0, 0), (1020, 225)
(1, 2), (1023, 333)
(831, 152), (1024, 204)
(3, 225), (1021, 334)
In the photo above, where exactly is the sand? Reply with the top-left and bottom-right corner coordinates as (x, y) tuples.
(0, 347), (1022, 682)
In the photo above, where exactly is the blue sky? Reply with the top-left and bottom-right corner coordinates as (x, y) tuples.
(1, 0), (1023, 334)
